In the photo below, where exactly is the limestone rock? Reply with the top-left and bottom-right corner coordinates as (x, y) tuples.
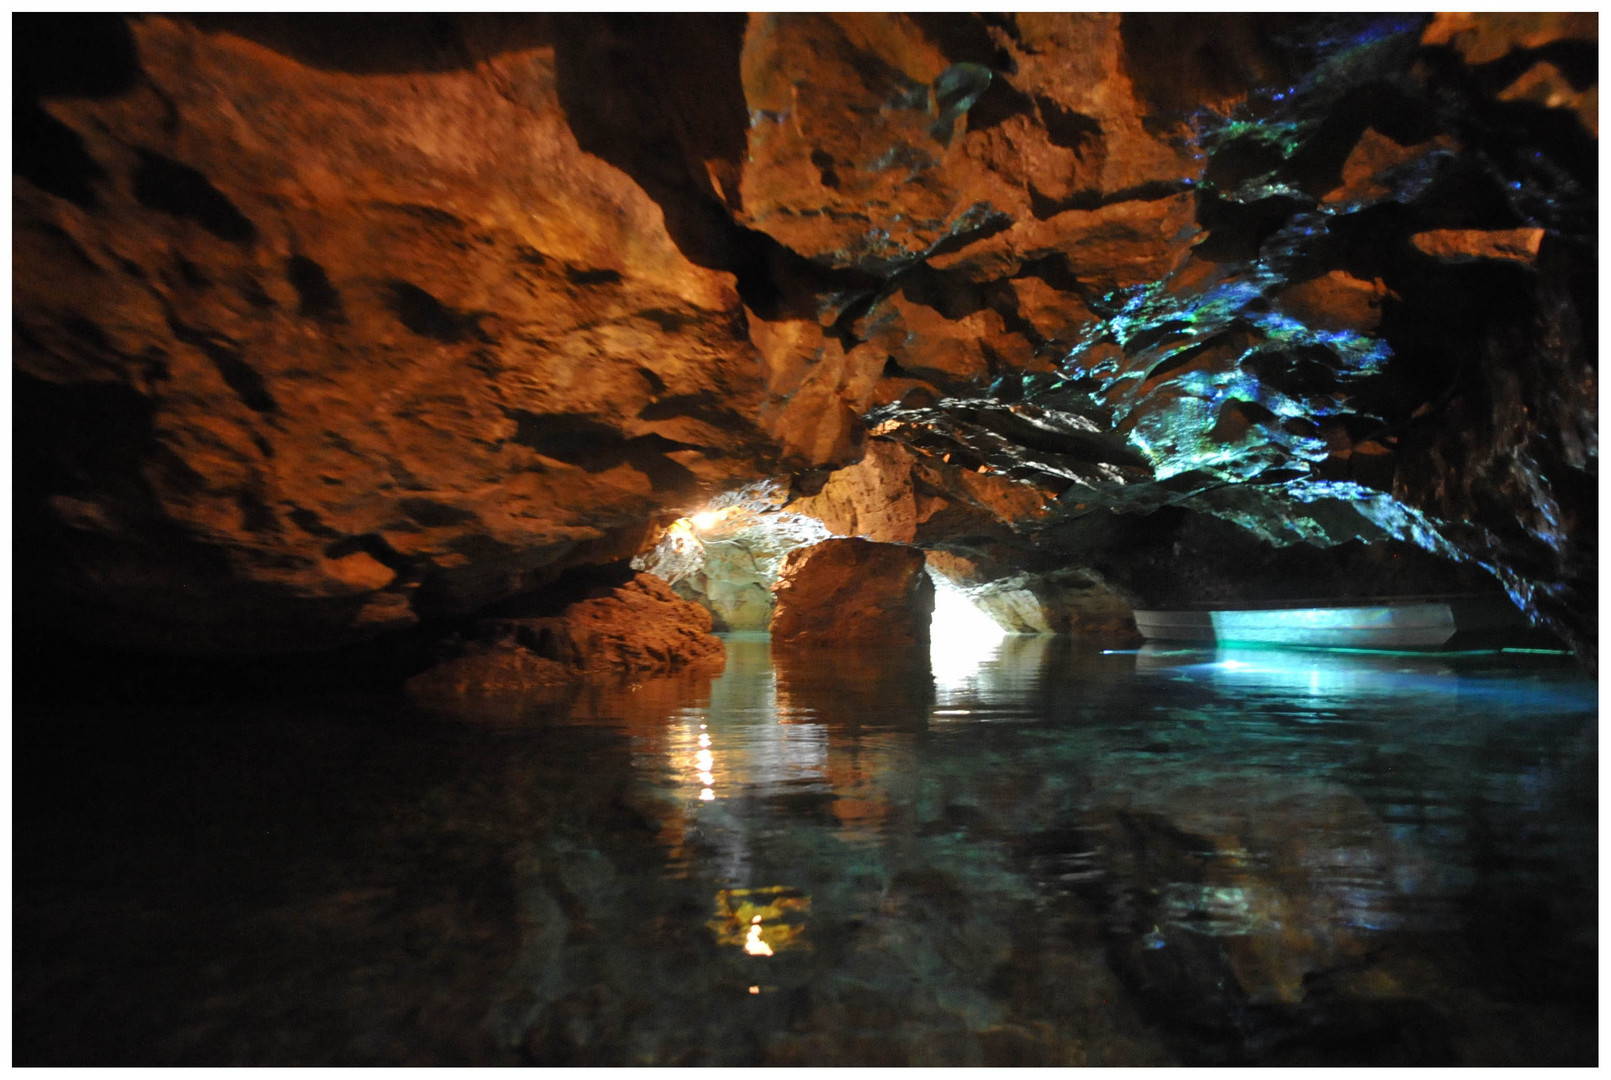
(793, 438), (1055, 552)
(926, 192), (1199, 288)
(1421, 11), (1598, 65)
(634, 491), (833, 631)
(770, 538), (934, 646)
(748, 313), (882, 470)
(14, 15), (779, 653)
(1320, 128), (1459, 208)
(793, 439), (926, 544)
(928, 551), (1141, 642)
(1410, 228), (1547, 265)
(406, 573), (723, 702)
(1274, 271), (1394, 334)
(12, 13), (1600, 664)
(1498, 62), (1598, 138)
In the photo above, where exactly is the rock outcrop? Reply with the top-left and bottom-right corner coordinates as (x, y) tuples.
(405, 572), (723, 703)
(927, 552), (1140, 641)
(770, 538), (934, 646)
(631, 485), (833, 631)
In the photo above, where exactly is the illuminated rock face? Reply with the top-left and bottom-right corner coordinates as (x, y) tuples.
(405, 572), (723, 702)
(771, 539), (934, 646)
(15, 15), (775, 652)
(13, 14), (1599, 659)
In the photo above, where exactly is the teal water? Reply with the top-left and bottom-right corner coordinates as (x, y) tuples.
(13, 636), (1597, 1065)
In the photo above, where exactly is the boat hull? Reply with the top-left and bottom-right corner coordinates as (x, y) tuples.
(1132, 599), (1529, 651)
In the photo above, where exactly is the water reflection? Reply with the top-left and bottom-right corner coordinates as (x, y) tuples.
(13, 635), (1597, 1067)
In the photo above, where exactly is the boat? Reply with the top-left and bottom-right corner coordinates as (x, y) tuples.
(1131, 595), (1536, 651)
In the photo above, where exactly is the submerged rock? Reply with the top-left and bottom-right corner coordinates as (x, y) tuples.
(770, 538), (934, 646)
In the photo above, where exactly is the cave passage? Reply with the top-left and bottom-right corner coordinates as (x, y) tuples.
(11, 10), (1596, 1070)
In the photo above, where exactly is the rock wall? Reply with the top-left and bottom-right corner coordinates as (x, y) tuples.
(15, 15), (779, 652)
(771, 539), (934, 646)
(13, 14), (1598, 661)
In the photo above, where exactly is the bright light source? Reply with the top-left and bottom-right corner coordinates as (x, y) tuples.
(689, 510), (723, 532)
(928, 571), (1007, 696)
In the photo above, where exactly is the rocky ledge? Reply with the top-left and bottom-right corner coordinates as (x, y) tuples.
(405, 572), (723, 704)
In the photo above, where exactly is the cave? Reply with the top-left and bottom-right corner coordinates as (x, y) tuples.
(11, 13), (1597, 1067)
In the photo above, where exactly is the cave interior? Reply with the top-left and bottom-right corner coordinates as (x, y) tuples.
(10, 11), (1600, 1069)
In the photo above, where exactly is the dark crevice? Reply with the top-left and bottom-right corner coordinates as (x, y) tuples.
(1029, 178), (1192, 222)
(286, 255), (345, 322)
(133, 150), (258, 244)
(503, 410), (703, 493)
(166, 317), (278, 414)
(399, 497), (480, 528)
(180, 13), (545, 75)
(236, 489), (279, 533)
(14, 14), (140, 98)
(964, 70), (1037, 134)
(384, 280), (490, 344)
(287, 508), (341, 539)
(323, 532), (412, 572)
(13, 103), (107, 208)
(564, 267), (622, 286)
(909, 14), (1015, 72)
(637, 393), (739, 426)
(1036, 96), (1103, 152)
(174, 256), (210, 289)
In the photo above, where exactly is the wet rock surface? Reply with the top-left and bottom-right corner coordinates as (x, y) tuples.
(770, 538), (934, 646)
(13, 12), (1598, 660)
(405, 572), (723, 704)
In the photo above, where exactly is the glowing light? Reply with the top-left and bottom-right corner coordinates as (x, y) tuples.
(744, 916), (775, 957)
(698, 733), (711, 747)
(710, 887), (811, 955)
(749, 986), (761, 995)
(696, 749), (714, 770)
(698, 772), (714, 786)
(928, 571), (1007, 696)
(689, 510), (722, 532)
(700, 788), (715, 801)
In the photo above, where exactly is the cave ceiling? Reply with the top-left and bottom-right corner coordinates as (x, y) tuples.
(11, 13), (1599, 660)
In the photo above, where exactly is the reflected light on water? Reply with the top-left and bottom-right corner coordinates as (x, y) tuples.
(744, 916), (775, 957)
(711, 887), (811, 957)
(929, 573), (1007, 695)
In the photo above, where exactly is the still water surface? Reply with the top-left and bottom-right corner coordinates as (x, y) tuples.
(14, 635), (1597, 1065)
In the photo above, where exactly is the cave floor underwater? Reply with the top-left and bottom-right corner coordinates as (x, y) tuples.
(12, 634), (1596, 1066)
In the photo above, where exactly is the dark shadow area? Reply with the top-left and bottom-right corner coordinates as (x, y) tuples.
(13, 14), (139, 207)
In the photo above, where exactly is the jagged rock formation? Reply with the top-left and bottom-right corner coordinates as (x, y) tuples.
(15, 15), (776, 652)
(13, 13), (1598, 660)
(631, 484), (832, 631)
(771, 538), (934, 646)
(405, 572), (723, 703)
